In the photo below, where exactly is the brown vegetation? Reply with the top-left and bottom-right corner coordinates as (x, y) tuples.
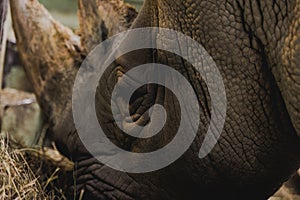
(0, 135), (67, 199)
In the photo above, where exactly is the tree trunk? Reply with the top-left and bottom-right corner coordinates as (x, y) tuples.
(9, 0), (137, 138)
(78, 0), (137, 54)
(0, 0), (7, 45)
(0, 0), (8, 89)
(10, 0), (81, 128)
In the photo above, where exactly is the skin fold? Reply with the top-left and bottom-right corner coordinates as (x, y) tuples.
(65, 0), (300, 199)
(9, 0), (300, 199)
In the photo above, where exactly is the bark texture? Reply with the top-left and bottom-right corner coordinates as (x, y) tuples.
(10, 0), (82, 127)
(0, 0), (7, 46)
(10, 0), (137, 126)
(0, 0), (8, 89)
(78, 0), (137, 53)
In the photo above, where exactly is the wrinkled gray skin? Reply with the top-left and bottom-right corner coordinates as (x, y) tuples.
(54, 0), (300, 199)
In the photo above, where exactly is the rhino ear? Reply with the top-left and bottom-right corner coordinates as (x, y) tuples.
(276, 5), (300, 137)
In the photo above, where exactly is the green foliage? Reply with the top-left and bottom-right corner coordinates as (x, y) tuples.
(38, 0), (77, 13)
(125, 0), (144, 10)
(38, 0), (144, 13)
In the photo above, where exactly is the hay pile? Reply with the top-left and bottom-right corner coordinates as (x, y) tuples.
(0, 135), (67, 199)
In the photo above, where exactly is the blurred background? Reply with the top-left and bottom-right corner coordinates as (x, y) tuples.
(38, 0), (144, 29)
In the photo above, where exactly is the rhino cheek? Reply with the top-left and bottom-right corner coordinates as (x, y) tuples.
(277, 7), (300, 137)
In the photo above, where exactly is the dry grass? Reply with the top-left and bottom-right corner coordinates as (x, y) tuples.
(0, 135), (67, 200)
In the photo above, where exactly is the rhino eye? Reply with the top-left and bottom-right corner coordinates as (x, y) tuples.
(72, 28), (227, 173)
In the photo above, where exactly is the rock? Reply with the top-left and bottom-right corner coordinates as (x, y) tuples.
(0, 88), (43, 147)
(3, 41), (33, 92)
(0, 88), (74, 171)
